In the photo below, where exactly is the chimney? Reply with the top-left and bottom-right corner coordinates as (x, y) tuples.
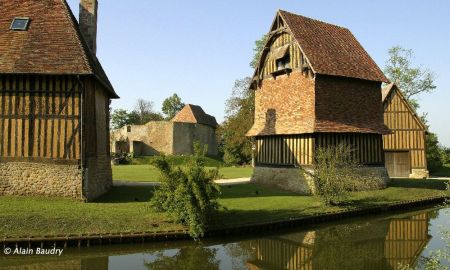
(79, 0), (98, 54)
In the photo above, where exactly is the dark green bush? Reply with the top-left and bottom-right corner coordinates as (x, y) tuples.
(111, 152), (132, 165)
(426, 133), (448, 173)
(151, 143), (221, 238)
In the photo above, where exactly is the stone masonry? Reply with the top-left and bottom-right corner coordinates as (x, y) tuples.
(251, 165), (389, 195)
(0, 162), (82, 199)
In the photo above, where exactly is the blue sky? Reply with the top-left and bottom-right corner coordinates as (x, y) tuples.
(68, 0), (450, 146)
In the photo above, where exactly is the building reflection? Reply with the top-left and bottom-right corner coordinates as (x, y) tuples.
(246, 213), (430, 270)
(0, 213), (431, 270)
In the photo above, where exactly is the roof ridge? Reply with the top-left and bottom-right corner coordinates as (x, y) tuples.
(278, 9), (349, 31)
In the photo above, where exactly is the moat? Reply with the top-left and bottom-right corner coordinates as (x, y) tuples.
(1, 206), (448, 270)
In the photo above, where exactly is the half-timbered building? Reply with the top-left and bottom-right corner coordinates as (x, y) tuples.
(382, 83), (428, 178)
(246, 10), (390, 193)
(0, 0), (119, 201)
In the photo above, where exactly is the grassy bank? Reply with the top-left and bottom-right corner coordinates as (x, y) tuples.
(113, 165), (253, 181)
(0, 179), (448, 238)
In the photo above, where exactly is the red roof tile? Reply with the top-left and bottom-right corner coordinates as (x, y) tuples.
(279, 10), (387, 82)
(0, 0), (118, 98)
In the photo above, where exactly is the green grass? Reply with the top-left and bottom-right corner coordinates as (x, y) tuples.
(430, 163), (450, 177)
(130, 155), (225, 167)
(0, 178), (448, 238)
(214, 178), (450, 227)
(0, 187), (183, 238)
(112, 165), (253, 181)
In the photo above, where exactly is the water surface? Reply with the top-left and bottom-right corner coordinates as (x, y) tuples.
(1, 207), (448, 270)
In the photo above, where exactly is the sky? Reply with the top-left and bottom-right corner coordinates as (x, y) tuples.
(67, 0), (450, 146)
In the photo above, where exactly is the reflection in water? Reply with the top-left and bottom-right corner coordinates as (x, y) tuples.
(247, 212), (430, 270)
(0, 208), (444, 270)
(144, 246), (220, 270)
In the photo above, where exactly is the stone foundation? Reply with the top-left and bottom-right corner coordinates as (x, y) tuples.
(409, 169), (429, 179)
(251, 165), (389, 195)
(251, 166), (315, 195)
(0, 158), (112, 201)
(0, 162), (83, 199)
(85, 155), (113, 201)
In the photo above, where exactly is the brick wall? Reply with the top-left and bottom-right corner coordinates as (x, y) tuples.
(247, 70), (315, 136)
(314, 75), (387, 134)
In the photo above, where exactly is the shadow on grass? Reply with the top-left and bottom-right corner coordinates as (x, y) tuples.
(211, 206), (321, 228)
(219, 183), (305, 199)
(389, 178), (449, 190)
(95, 186), (155, 203)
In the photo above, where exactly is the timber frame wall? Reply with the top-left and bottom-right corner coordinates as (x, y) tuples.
(0, 74), (82, 163)
(255, 133), (383, 166)
(260, 31), (314, 80)
(383, 88), (427, 170)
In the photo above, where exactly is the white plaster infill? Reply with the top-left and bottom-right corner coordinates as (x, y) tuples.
(113, 177), (251, 187)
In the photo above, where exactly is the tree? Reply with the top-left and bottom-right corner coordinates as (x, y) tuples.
(218, 35), (266, 164)
(133, 98), (163, 124)
(218, 77), (254, 165)
(249, 34), (268, 69)
(421, 115), (447, 173)
(384, 46), (436, 109)
(110, 109), (133, 129)
(162, 93), (185, 119)
(425, 132), (447, 173)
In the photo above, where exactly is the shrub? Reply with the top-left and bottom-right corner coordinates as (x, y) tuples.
(111, 152), (132, 165)
(426, 133), (447, 172)
(312, 144), (384, 205)
(151, 142), (221, 238)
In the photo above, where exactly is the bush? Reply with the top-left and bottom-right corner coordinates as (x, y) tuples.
(426, 133), (447, 172)
(312, 144), (384, 205)
(151, 143), (221, 238)
(111, 152), (132, 165)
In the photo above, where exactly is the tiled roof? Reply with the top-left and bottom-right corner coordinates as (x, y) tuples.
(0, 0), (118, 98)
(171, 104), (218, 128)
(279, 10), (388, 82)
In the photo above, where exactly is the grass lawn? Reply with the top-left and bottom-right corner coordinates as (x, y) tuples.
(430, 163), (450, 177)
(112, 165), (253, 181)
(130, 155), (225, 167)
(214, 178), (450, 227)
(0, 178), (448, 238)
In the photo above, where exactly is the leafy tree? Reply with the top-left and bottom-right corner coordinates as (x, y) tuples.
(151, 142), (221, 238)
(384, 46), (436, 109)
(133, 98), (163, 124)
(162, 93), (185, 119)
(421, 115), (448, 173)
(218, 35), (266, 165)
(426, 132), (447, 173)
(249, 34), (268, 69)
(218, 77), (254, 165)
(110, 109), (132, 129)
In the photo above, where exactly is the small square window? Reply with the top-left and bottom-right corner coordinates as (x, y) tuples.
(276, 55), (290, 71)
(127, 126), (131, 132)
(10, 17), (30, 31)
